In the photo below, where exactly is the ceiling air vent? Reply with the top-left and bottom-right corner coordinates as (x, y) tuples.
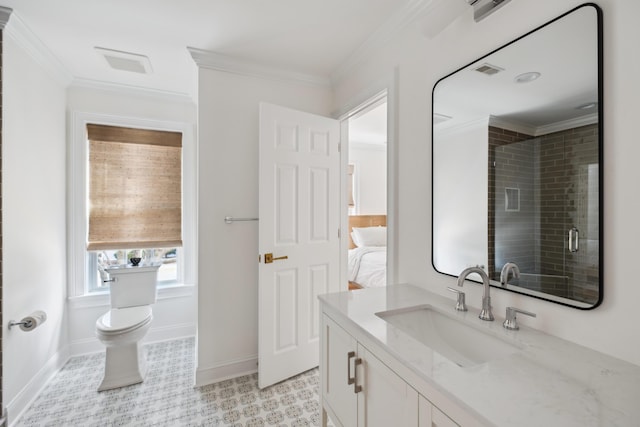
(95, 47), (153, 74)
(473, 63), (504, 76)
(467, 0), (512, 22)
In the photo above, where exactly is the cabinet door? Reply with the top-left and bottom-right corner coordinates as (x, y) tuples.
(321, 315), (358, 427)
(358, 345), (419, 427)
(419, 395), (460, 427)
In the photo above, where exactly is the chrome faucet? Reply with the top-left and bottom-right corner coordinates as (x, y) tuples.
(457, 267), (494, 321)
(500, 262), (521, 286)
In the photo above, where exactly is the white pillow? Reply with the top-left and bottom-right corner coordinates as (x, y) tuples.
(352, 226), (386, 247)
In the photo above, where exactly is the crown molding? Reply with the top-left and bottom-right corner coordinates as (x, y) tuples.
(188, 47), (331, 88)
(490, 113), (598, 137)
(488, 116), (537, 136)
(5, 13), (73, 86)
(534, 113), (598, 136)
(70, 77), (196, 105)
(437, 112), (599, 141)
(0, 6), (12, 29)
(330, 0), (435, 84)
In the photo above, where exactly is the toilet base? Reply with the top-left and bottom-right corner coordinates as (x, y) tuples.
(98, 341), (147, 391)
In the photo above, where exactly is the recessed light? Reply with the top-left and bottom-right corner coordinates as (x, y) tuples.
(514, 72), (541, 83)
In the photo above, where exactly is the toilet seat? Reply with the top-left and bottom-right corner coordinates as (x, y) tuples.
(96, 306), (152, 335)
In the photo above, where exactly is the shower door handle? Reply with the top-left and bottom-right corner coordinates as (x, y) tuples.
(568, 227), (579, 252)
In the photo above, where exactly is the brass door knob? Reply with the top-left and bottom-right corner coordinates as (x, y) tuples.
(264, 253), (288, 264)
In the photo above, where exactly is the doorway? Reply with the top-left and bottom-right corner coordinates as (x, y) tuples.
(344, 95), (389, 290)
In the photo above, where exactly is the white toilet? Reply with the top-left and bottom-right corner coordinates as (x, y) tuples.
(95, 264), (160, 391)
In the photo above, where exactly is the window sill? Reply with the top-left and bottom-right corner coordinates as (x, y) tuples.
(68, 283), (195, 309)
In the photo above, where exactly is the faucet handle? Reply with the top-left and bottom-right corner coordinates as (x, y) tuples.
(503, 307), (536, 330)
(446, 287), (468, 312)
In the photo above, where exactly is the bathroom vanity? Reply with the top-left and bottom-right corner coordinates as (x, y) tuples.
(319, 285), (640, 426)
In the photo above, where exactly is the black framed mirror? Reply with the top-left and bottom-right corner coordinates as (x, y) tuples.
(432, 3), (603, 309)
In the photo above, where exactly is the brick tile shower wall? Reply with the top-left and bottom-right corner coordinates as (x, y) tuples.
(488, 127), (534, 281)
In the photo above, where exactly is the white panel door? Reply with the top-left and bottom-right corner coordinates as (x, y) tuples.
(259, 102), (340, 388)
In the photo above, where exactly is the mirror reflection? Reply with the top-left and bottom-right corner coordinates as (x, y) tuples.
(432, 4), (602, 309)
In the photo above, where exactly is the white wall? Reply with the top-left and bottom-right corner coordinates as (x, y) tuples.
(65, 85), (198, 353)
(349, 144), (387, 214)
(2, 29), (68, 421)
(334, 0), (640, 367)
(196, 68), (333, 385)
(432, 121), (488, 274)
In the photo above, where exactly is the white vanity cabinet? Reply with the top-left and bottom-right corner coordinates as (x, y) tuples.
(322, 313), (460, 427)
(321, 314), (419, 426)
(321, 314), (358, 427)
(320, 285), (640, 426)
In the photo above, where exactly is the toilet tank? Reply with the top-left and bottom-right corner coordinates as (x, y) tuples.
(103, 264), (160, 308)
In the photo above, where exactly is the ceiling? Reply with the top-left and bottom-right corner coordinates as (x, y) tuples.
(434, 4), (599, 134)
(0, 0), (432, 101)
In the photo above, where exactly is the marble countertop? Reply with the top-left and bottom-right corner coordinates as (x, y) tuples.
(319, 284), (640, 427)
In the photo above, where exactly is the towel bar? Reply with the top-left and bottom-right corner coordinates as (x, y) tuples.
(224, 216), (259, 224)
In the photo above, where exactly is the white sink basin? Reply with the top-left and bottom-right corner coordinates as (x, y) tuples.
(376, 305), (523, 367)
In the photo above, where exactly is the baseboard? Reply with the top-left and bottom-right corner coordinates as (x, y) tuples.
(195, 355), (258, 387)
(68, 322), (196, 356)
(7, 346), (70, 427)
(146, 322), (196, 345)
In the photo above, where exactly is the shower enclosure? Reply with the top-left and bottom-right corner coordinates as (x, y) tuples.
(488, 124), (600, 305)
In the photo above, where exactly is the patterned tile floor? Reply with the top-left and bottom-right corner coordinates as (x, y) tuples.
(15, 337), (328, 426)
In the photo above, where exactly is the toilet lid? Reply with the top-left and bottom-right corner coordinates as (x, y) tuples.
(96, 306), (152, 333)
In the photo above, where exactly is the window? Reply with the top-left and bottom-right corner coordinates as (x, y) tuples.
(69, 112), (195, 298)
(91, 248), (180, 291)
(84, 123), (185, 293)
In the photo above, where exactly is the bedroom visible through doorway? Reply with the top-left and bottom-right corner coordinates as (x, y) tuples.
(346, 97), (387, 290)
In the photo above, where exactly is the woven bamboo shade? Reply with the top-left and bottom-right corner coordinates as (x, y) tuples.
(87, 124), (183, 250)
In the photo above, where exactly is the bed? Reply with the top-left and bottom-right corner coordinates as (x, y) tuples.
(348, 215), (387, 290)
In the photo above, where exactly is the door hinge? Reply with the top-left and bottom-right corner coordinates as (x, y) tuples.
(338, 228), (341, 238)
(338, 142), (341, 153)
